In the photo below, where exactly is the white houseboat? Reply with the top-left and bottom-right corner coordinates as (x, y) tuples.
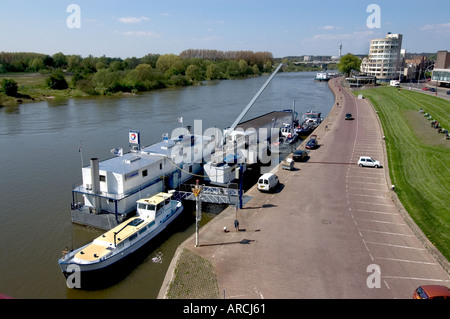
(71, 131), (212, 230)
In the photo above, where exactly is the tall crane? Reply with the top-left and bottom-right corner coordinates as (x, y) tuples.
(223, 63), (284, 142)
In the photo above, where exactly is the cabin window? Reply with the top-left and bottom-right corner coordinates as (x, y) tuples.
(142, 169), (148, 177)
(129, 234), (138, 241)
(125, 170), (139, 180)
(165, 198), (170, 206)
(99, 175), (106, 182)
(139, 227), (147, 235)
(160, 163), (163, 170)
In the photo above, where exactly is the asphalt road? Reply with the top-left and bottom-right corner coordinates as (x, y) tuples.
(169, 77), (450, 299)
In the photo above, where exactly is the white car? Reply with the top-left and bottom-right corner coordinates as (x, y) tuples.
(358, 156), (381, 168)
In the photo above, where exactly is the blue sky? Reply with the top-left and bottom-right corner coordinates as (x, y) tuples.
(1, 0), (449, 58)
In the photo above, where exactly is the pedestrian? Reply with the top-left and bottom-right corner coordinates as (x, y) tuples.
(234, 219), (239, 232)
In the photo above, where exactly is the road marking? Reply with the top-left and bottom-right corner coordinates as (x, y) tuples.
(358, 229), (413, 237)
(374, 256), (438, 265)
(351, 201), (395, 207)
(382, 276), (450, 283)
(348, 181), (385, 186)
(347, 176), (383, 181)
(355, 218), (406, 226)
(364, 240), (425, 250)
(348, 193), (387, 199)
(352, 209), (398, 216)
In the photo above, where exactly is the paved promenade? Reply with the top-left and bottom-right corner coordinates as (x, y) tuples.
(159, 78), (450, 299)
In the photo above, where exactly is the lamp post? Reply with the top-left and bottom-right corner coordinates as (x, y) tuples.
(192, 180), (202, 247)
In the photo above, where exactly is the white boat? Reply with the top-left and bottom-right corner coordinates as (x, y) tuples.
(315, 72), (330, 81)
(59, 192), (183, 287)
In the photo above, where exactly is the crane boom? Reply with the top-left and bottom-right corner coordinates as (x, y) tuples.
(225, 63), (284, 139)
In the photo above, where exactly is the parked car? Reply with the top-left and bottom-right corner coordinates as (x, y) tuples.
(357, 156), (381, 168)
(446, 90), (450, 95)
(413, 285), (450, 299)
(293, 150), (308, 161)
(257, 173), (279, 192)
(422, 87), (429, 91)
(429, 87), (436, 92)
(305, 135), (318, 149)
(345, 113), (353, 120)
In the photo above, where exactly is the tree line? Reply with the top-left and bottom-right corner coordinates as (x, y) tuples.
(0, 50), (274, 96)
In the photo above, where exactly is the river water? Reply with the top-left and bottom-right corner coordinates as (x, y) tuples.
(0, 72), (334, 298)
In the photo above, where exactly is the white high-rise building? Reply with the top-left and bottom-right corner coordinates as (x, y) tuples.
(360, 33), (404, 81)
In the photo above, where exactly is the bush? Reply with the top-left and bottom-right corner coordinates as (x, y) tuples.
(1, 78), (18, 96)
(46, 70), (69, 90)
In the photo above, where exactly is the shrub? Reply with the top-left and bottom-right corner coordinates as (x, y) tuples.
(1, 78), (18, 96)
(46, 70), (69, 90)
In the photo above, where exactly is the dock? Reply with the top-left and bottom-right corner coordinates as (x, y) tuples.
(158, 77), (450, 299)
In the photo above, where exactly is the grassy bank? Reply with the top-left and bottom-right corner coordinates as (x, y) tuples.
(0, 73), (90, 107)
(356, 87), (450, 260)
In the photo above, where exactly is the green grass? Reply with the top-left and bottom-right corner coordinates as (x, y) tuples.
(0, 72), (86, 106)
(356, 87), (450, 260)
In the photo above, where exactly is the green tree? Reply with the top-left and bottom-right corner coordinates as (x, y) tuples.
(28, 57), (45, 72)
(338, 54), (361, 76)
(206, 63), (221, 80)
(238, 59), (249, 75)
(1, 78), (18, 96)
(185, 64), (202, 81)
(46, 70), (69, 90)
(52, 52), (67, 69)
(93, 68), (121, 94)
(156, 54), (183, 76)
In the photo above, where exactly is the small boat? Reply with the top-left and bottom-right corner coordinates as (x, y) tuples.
(315, 72), (330, 82)
(58, 192), (183, 288)
(280, 123), (298, 144)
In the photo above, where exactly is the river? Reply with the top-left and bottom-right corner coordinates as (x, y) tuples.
(0, 72), (334, 298)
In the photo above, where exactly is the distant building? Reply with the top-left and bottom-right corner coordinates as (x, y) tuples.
(432, 50), (450, 87)
(360, 33), (404, 81)
(404, 55), (433, 81)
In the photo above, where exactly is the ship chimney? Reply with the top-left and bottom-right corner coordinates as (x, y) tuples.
(90, 158), (102, 213)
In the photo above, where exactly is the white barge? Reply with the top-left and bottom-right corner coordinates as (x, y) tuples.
(71, 131), (211, 230)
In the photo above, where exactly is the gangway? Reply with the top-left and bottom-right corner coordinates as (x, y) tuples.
(171, 183), (247, 205)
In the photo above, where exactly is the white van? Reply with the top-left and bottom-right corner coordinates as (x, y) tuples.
(257, 173), (279, 192)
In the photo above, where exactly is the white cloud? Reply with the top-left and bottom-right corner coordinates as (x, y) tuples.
(117, 16), (150, 24)
(119, 30), (160, 37)
(319, 25), (336, 30)
(420, 22), (450, 34)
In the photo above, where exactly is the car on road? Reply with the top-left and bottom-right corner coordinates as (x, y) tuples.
(357, 156), (381, 168)
(345, 113), (353, 120)
(293, 150), (308, 161)
(305, 135), (318, 149)
(413, 285), (450, 299)
(257, 173), (279, 192)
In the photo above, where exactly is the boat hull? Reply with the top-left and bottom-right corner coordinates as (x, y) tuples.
(59, 203), (183, 289)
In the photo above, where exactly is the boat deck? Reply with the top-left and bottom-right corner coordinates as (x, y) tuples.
(74, 216), (151, 262)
